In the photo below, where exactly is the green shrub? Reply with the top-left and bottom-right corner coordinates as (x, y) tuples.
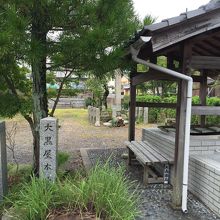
(207, 96), (220, 106)
(122, 95), (130, 110)
(137, 95), (162, 123)
(85, 97), (94, 107)
(134, 95), (220, 125)
(61, 89), (79, 97)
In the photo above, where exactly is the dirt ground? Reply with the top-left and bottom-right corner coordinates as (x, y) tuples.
(5, 109), (155, 164)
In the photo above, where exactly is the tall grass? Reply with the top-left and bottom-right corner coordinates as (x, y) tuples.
(5, 177), (57, 220)
(84, 163), (139, 219)
(5, 163), (139, 220)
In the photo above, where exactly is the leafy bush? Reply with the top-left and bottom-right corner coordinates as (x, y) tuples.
(137, 95), (162, 123)
(122, 95), (130, 110)
(61, 88), (79, 97)
(132, 95), (220, 125)
(85, 97), (94, 107)
(47, 88), (80, 99)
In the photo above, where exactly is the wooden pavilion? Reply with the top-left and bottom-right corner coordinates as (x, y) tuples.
(126, 0), (220, 211)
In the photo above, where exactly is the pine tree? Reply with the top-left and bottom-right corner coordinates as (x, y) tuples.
(0, 0), (139, 174)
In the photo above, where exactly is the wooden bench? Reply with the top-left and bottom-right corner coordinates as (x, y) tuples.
(125, 140), (174, 185)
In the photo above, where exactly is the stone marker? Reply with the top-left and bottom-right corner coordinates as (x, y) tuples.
(112, 106), (117, 119)
(135, 107), (138, 117)
(0, 122), (8, 201)
(139, 107), (143, 118)
(40, 117), (58, 181)
(144, 107), (149, 124)
(88, 106), (91, 122)
(95, 108), (101, 127)
(115, 69), (122, 111)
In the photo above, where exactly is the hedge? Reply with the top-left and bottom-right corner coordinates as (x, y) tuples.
(47, 88), (80, 98)
(122, 95), (220, 125)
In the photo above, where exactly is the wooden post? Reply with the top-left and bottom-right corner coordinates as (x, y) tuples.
(129, 73), (136, 141)
(128, 72), (136, 165)
(172, 42), (191, 209)
(200, 71), (207, 127)
(0, 122), (8, 201)
(172, 80), (187, 209)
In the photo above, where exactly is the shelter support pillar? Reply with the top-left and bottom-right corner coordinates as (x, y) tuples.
(172, 42), (191, 209)
(200, 71), (207, 127)
(172, 79), (187, 209)
(128, 72), (136, 164)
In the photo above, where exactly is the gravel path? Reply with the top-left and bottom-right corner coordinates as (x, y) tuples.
(88, 148), (220, 220)
(5, 109), (150, 164)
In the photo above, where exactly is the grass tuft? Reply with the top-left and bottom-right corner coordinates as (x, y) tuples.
(85, 163), (139, 219)
(5, 177), (57, 220)
(4, 162), (139, 220)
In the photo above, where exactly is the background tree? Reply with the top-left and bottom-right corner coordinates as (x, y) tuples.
(0, 0), (139, 174)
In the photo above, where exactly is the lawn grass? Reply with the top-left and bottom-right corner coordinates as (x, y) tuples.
(2, 108), (89, 126)
(54, 108), (87, 119)
(54, 108), (89, 127)
(2, 108), (152, 129)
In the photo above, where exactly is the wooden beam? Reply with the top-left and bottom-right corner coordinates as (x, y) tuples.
(191, 75), (202, 82)
(128, 72), (137, 165)
(205, 38), (220, 50)
(192, 106), (220, 115)
(191, 56), (220, 69)
(132, 70), (179, 85)
(190, 29), (220, 44)
(136, 102), (177, 108)
(129, 73), (136, 141)
(202, 40), (220, 55)
(195, 43), (219, 56)
(192, 46), (213, 56)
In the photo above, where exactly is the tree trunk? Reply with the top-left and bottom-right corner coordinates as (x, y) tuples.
(102, 84), (109, 109)
(31, 1), (48, 175)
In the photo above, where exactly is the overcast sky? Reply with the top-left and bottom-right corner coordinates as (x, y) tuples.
(133, 0), (210, 22)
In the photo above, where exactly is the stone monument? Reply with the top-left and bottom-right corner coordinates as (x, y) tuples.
(144, 107), (149, 124)
(114, 69), (122, 111)
(0, 122), (8, 201)
(40, 117), (58, 181)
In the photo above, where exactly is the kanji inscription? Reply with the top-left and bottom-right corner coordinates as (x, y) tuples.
(40, 117), (58, 181)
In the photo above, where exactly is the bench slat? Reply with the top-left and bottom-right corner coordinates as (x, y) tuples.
(131, 141), (160, 164)
(138, 141), (169, 163)
(125, 141), (151, 164)
(143, 141), (174, 163)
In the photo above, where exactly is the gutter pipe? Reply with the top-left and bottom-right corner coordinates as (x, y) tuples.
(130, 45), (192, 213)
